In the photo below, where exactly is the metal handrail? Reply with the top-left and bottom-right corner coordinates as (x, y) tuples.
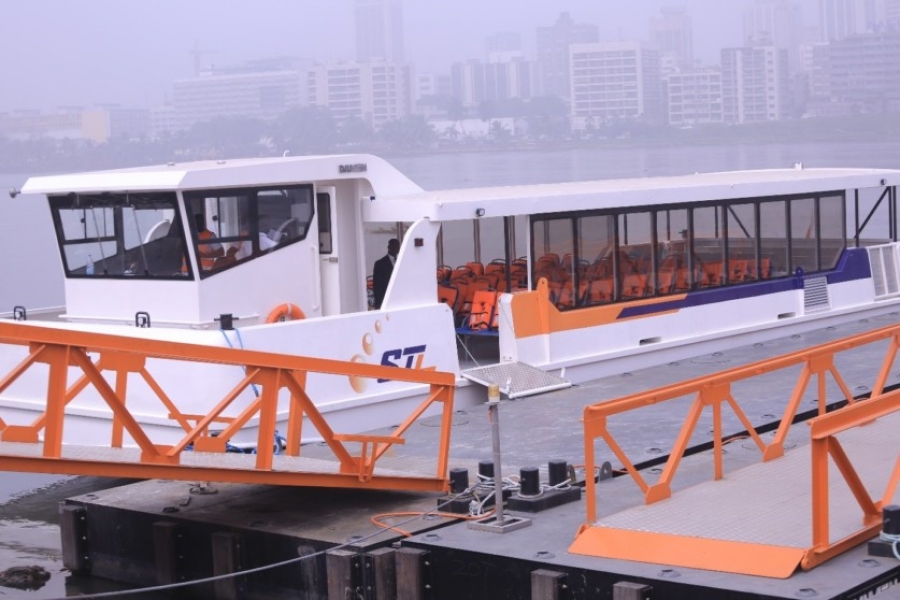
(0, 321), (456, 492)
(579, 322), (900, 572)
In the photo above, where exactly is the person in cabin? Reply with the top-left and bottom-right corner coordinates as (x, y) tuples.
(372, 238), (400, 309)
(226, 209), (278, 261)
(194, 213), (224, 271)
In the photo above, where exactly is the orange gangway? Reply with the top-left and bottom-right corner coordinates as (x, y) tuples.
(0, 321), (457, 492)
(572, 322), (900, 578)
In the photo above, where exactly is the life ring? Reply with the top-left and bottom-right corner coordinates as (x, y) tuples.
(266, 303), (305, 323)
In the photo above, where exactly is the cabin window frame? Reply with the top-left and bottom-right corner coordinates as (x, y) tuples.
(853, 185), (897, 247)
(183, 183), (315, 279)
(529, 189), (847, 312)
(49, 192), (190, 280)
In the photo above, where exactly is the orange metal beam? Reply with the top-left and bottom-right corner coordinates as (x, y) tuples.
(0, 454), (448, 493)
(570, 527), (805, 579)
(579, 319), (900, 576)
(0, 322), (455, 386)
(0, 321), (457, 494)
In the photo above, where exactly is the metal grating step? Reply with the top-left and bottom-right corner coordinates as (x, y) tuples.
(461, 361), (571, 399)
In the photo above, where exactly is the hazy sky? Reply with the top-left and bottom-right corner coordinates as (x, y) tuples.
(0, 1), (814, 112)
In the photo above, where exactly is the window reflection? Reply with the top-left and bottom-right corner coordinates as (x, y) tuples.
(530, 191), (846, 311)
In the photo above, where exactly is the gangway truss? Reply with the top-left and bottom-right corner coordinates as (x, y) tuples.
(571, 322), (900, 578)
(0, 321), (457, 492)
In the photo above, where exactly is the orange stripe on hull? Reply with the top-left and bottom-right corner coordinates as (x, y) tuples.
(511, 279), (685, 339)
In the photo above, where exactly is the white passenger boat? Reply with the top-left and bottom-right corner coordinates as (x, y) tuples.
(3, 155), (900, 446)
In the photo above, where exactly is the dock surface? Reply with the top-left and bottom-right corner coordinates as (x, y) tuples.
(54, 312), (900, 599)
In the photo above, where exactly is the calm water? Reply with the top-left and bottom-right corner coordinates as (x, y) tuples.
(2, 141), (900, 597)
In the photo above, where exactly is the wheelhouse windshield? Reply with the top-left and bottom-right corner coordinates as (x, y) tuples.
(49, 192), (190, 279)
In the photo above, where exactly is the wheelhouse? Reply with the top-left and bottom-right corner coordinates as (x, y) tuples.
(49, 185), (318, 281)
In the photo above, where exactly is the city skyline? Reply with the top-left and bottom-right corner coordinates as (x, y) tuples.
(0, 0), (818, 113)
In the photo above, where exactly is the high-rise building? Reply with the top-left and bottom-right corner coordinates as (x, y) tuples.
(450, 57), (536, 108)
(536, 12), (599, 101)
(827, 31), (900, 111)
(743, 0), (803, 68)
(665, 69), (723, 125)
(886, 0), (900, 25)
(173, 70), (303, 130)
(721, 46), (791, 123)
(650, 7), (694, 71)
(355, 0), (404, 63)
(306, 60), (412, 129)
(569, 41), (664, 130)
(819, 0), (885, 41)
(415, 73), (451, 101)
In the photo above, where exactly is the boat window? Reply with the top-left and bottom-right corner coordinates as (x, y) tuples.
(532, 218), (574, 308)
(656, 209), (689, 294)
(790, 196), (817, 274)
(618, 212), (652, 300)
(258, 187), (314, 246)
(580, 214), (615, 305)
(819, 195), (845, 269)
(527, 189), (851, 313)
(440, 221), (473, 269)
(853, 187), (892, 247)
(184, 184), (314, 278)
(479, 217), (506, 268)
(726, 203), (757, 283)
(49, 193), (188, 279)
(316, 192), (332, 255)
(760, 200), (788, 278)
(692, 205), (725, 288)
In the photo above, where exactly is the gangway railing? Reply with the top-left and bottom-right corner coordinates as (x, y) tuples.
(0, 321), (456, 492)
(578, 321), (900, 575)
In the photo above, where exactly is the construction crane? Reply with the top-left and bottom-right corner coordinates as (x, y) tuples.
(190, 40), (218, 76)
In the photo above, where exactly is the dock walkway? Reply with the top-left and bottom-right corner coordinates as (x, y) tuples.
(52, 312), (900, 599)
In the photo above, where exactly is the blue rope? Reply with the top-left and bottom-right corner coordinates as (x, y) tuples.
(220, 327), (284, 454)
(219, 328), (260, 397)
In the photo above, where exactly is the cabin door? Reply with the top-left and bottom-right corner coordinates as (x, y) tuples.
(317, 187), (340, 316)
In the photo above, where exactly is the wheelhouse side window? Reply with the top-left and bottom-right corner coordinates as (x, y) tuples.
(258, 187), (314, 247)
(316, 192), (333, 255)
(185, 185), (315, 278)
(49, 192), (187, 279)
(187, 194), (253, 274)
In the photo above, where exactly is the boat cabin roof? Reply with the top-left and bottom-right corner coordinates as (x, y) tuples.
(21, 156), (900, 225)
(366, 167), (900, 222)
(21, 154), (423, 196)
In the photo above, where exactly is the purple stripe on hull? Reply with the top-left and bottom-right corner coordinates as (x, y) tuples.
(618, 248), (870, 320)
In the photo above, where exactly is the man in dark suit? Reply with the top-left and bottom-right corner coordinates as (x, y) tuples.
(372, 238), (400, 309)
